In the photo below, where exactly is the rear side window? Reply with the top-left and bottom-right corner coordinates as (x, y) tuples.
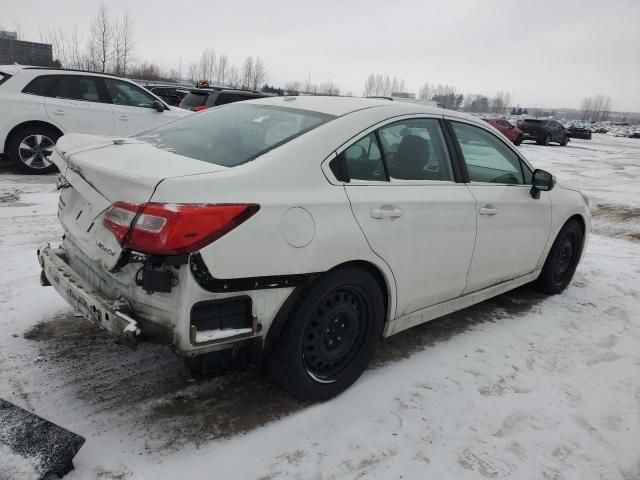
(451, 122), (525, 184)
(0, 72), (11, 86)
(104, 79), (157, 108)
(181, 92), (208, 108)
(136, 103), (334, 167)
(22, 75), (57, 96)
(378, 119), (454, 181)
(341, 133), (386, 182)
(53, 76), (102, 102)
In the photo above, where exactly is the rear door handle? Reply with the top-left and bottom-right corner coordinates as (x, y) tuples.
(117, 115), (128, 121)
(479, 206), (498, 216)
(371, 207), (403, 219)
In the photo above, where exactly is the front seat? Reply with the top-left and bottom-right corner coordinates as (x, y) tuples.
(390, 135), (430, 180)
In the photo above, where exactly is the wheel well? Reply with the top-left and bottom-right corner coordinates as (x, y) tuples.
(261, 260), (391, 363)
(568, 214), (586, 236)
(4, 121), (63, 154)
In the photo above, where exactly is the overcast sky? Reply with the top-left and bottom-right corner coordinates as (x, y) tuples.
(3, 0), (639, 111)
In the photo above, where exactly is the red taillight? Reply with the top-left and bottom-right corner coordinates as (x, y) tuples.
(103, 202), (259, 255)
(193, 105), (208, 112)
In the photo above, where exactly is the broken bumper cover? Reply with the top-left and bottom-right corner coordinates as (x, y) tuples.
(38, 244), (141, 347)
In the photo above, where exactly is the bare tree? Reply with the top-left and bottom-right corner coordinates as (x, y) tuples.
(188, 62), (199, 83)
(390, 77), (408, 95)
(492, 91), (512, 114)
(120, 13), (133, 76)
(284, 81), (301, 95)
(250, 56), (267, 90)
(241, 56), (254, 89)
(216, 54), (229, 85)
(89, 2), (113, 73)
(227, 65), (240, 88)
(418, 82), (432, 101)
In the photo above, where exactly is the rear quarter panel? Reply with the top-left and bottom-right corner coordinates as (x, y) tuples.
(149, 108), (403, 319)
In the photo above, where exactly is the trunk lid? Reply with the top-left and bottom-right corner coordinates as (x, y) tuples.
(54, 133), (227, 270)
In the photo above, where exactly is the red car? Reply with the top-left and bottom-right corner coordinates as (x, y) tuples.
(484, 118), (524, 146)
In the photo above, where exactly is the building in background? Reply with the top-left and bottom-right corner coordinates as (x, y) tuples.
(0, 32), (53, 67)
(0, 31), (18, 40)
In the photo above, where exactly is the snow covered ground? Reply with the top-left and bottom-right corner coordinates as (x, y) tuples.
(0, 134), (639, 480)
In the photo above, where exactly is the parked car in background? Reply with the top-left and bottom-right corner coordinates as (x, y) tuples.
(178, 87), (268, 111)
(567, 124), (592, 140)
(628, 132), (640, 139)
(517, 119), (569, 146)
(138, 83), (190, 107)
(0, 65), (190, 173)
(483, 117), (524, 145)
(39, 97), (590, 401)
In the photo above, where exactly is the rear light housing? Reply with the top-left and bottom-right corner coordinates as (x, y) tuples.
(193, 105), (208, 112)
(103, 202), (259, 255)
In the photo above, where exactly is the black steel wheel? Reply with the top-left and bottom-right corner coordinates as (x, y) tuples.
(537, 219), (584, 294)
(7, 125), (60, 174)
(302, 286), (370, 382)
(269, 266), (384, 401)
(543, 134), (551, 146)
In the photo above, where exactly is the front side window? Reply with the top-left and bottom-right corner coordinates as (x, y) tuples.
(136, 103), (334, 167)
(378, 119), (454, 181)
(104, 79), (157, 108)
(341, 133), (385, 181)
(451, 122), (525, 184)
(53, 76), (101, 102)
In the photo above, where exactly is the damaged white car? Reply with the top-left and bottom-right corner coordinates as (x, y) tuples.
(39, 97), (590, 400)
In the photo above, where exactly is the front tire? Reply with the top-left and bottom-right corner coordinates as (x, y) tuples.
(268, 266), (384, 401)
(7, 125), (60, 174)
(560, 135), (569, 146)
(536, 219), (584, 294)
(542, 134), (551, 146)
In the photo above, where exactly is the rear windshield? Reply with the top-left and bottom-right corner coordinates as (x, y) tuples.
(180, 92), (208, 107)
(136, 103), (335, 167)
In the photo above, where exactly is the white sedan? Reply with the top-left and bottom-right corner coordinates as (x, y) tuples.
(38, 96), (590, 400)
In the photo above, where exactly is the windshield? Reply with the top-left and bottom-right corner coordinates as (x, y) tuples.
(136, 103), (334, 167)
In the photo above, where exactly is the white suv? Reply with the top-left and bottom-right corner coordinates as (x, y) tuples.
(0, 65), (190, 173)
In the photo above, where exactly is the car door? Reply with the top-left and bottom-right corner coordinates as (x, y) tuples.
(103, 78), (168, 135)
(43, 75), (114, 135)
(448, 120), (552, 293)
(339, 117), (477, 317)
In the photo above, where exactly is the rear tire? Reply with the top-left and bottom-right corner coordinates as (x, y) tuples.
(542, 134), (551, 146)
(7, 125), (60, 174)
(268, 266), (384, 401)
(560, 135), (569, 146)
(514, 134), (523, 146)
(536, 219), (584, 294)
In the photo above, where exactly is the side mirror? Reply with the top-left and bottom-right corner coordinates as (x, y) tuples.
(152, 100), (165, 112)
(530, 169), (555, 199)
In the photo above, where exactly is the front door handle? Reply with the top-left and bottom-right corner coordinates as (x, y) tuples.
(371, 207), (403, 219)
(479, 206), (498, 216)
(117, 115), (128, 121)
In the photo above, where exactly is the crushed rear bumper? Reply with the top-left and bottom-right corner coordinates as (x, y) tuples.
(38, 244), (142, 348)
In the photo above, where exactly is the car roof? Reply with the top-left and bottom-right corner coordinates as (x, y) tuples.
(0, 64), (131, 80)
(245, 95), (472, 120)
(188, 87), (264, 95)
